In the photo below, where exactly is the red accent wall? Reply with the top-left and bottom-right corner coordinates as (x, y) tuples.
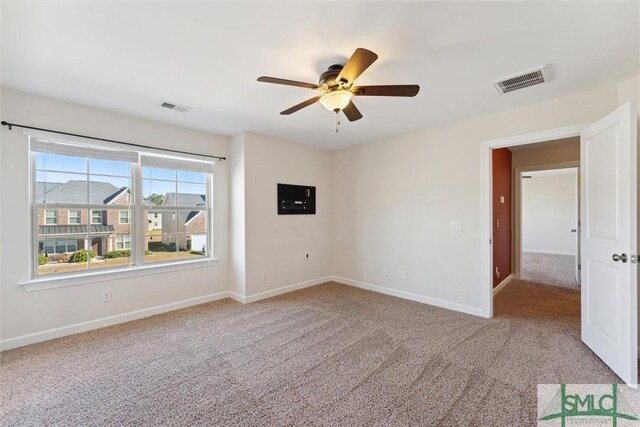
(492, 148), (512, 287)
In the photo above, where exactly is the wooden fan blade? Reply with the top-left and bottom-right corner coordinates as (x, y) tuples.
(258, 76), (319, 90)
(342, 101), (363, 122)
(336, 48), (378, 86)
(353, 85), (420, 97)
(280, 96), (321, 115)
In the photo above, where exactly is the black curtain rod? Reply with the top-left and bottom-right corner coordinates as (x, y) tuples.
(1, 121), (227, 161)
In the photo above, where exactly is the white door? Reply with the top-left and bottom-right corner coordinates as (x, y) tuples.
(581, 101), (637, 386)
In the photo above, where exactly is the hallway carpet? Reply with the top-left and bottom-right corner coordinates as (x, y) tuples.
(1, 281), (617, 426)
(521, 252), (578, 288)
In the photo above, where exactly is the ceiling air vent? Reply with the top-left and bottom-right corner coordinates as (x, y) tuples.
(492, 65), (550, 95)
(159, 100), (192, 113)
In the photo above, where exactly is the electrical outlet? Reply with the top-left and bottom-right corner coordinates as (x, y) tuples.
(451, 220), (463, 231)
(101, 290), (112, 303)
(262, 271), (268, 281)
(401, 271), (408, 280)
(382, 267), (388, 277)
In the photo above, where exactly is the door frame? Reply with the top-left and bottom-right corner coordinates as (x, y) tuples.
(514, 163), (580, 281)
(480, 123), (591, 318)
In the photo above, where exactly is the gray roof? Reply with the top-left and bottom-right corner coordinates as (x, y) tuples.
(38, 224), (115, 236)
(162, 193), (206, 207)
(36, 182), (62, 199)
(162, 193), (205, 224)
(36, 181), (127, 204)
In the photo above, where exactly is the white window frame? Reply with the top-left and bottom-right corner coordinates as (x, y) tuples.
(115, 235), (131, 250)
(28, 134), (217, 286)
(119, 210), (130, 224)
(45, 209), (57, 225)
(68, 209), (81, 224)
(91, 210), (103, 224)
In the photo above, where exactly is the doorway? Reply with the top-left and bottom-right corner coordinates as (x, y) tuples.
(480, 102), (638, 386)
(519, 167), (580, 288)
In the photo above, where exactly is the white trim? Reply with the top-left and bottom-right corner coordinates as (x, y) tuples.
(20, 258), (220, 291)
(242, 276), (331, 304)
(480, 122), (590, 318)
(522, 249), (577, 256)
(0, 291), (232, 351)
(493, 274), (514, 296)
(330, 276), (484, 317)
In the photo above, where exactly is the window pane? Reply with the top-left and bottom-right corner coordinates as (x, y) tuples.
(88, 234), (132, 270)
(143, 179), (175, 205)
(89, 159), (130, 177)
(37, 238), (87, 276)
(89, 176), (130, 205)
(176, 183), (206, 205)
(119, 210), (130, 224)
(178, 235), (207, 260)
(36, 152), (86, 174)
(36, 171), (87, 204)
(143, 167), (176, 180)
(145, 233), (178, 264)
(177, 210), (206, 234)
(177, 170), (206, 184)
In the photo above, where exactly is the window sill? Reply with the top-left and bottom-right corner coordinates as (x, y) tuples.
(19, 258), (220, 291)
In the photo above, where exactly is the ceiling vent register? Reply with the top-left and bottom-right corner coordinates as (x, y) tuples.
(492, 65), (550, 94)
(159, 101), (192, 113)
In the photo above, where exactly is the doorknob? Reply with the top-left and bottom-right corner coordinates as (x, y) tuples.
(612, 253), (628, 263)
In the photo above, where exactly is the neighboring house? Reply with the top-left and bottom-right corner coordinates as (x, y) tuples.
(161, 193), (207, 252)
(37, 180), (131, 257)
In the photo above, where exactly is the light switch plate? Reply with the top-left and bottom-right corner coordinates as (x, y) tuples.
(451, 220), (463, 231)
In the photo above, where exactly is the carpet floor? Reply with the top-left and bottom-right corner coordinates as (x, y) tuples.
(1, 281), (618, 426)
(521, 252), (578, 288)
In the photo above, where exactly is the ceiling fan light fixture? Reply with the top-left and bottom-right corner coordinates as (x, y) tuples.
(319, 89), (352, 112)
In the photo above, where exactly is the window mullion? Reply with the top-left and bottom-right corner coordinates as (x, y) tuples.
(132, 160), (144, 267)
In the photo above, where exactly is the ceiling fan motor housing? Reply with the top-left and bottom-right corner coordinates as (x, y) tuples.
(319, 64), (344, 87)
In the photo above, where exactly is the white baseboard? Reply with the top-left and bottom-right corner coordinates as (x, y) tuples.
(242, 276), (331, 304)
(522, 249), (576, 256)
(330, 276), (484, 317)
(493, 274), (514, 296)
(0, 291), (231, 352)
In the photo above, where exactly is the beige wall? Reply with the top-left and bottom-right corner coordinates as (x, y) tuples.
(242, 132), (332, 297)
(0, 88), (231, 341)
(510, 137), (580, 168)
(331, 82), (619, 312)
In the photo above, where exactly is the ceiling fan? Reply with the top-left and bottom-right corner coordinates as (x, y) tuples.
(257, 48), (420, 128)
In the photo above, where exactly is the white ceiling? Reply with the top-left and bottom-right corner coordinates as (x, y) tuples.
(2, 2), (638, 149)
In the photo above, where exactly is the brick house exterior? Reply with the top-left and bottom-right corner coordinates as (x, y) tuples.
(37, 182), (131, 257)
(37, 182), (206, 258)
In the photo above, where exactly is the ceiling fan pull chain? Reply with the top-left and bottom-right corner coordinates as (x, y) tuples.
(335, 110), (340, 133)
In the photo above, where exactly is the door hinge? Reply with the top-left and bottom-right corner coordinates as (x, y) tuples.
(578, 263), (581, 270)
(631, 255), (638, 264)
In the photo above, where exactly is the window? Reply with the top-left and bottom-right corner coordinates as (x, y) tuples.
(45, 210), (57, 225)
(69, 210), (81, 224)
(31, 137), (214, 278)
(91, 210), (103, 224)
(41, 239), (78, 255)
(115, 236), (131, 250)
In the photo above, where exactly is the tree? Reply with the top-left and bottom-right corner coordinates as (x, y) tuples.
(145, 193), (164, 205)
